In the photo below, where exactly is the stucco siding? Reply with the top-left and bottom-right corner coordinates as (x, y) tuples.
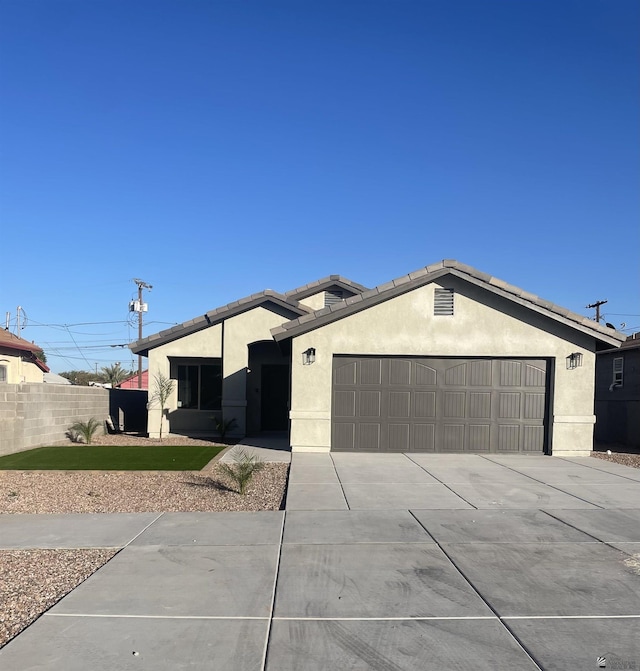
(146, 323), (223, 438)
(289, 279), (597, 455)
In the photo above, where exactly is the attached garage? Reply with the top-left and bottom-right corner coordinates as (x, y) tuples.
(332, 356), (549, 453)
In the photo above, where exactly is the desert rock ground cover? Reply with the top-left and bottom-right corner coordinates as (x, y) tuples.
(0, 433), (288, 647)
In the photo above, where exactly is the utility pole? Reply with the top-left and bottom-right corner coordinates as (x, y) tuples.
(131, 279), (152, 389)
(586, 300), (607, 322)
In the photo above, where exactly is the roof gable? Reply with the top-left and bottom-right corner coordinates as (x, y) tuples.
(271, 259), (627, 348)
(285, 275), (369, 301)
(130, 290), (309, 355)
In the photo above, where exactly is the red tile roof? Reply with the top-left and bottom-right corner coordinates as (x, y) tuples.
(0, 329), (50, 372)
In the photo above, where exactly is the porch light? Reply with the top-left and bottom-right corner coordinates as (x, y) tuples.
(566, 352), (583, 370)
(302, 347), (316, 365)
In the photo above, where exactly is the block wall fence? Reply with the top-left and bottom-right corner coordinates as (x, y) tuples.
(0, 384), (109, 456)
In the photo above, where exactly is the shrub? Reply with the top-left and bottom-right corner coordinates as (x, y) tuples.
(218, 448), (264, 495)
(68, 418), (102, 445)
(213, 416), (238, 441)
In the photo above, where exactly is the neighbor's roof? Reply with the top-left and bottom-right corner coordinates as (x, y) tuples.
(130, 290), (310, 355)
(271, 259), (627, 349)
(0, 329), (50, 372)
(598, 332), (640, 354)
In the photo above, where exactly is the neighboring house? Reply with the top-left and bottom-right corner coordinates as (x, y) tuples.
(130, 260), (625, 456)
(0, 329), (49, 383)
(43, 372), (72, 384)
(118, 370), (149, 390)
(594, 332), (640, 449)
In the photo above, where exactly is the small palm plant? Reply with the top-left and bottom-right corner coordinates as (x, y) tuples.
(219, 449), (264, 495)
(213, 416), (238, 441)
(150, 372), (175, 441)
(68, 417), (102, 445)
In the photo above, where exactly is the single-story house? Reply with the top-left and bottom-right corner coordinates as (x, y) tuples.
(130, 260), (625, 456)
(0, 330), (49, 383)
(118, 369), (149, 390)
(594, 332), (640, 449)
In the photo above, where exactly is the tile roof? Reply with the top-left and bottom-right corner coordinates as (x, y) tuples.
(130, 290), (309, 355)
(0, 329), (50, 372)
(271, 259), (627, 348)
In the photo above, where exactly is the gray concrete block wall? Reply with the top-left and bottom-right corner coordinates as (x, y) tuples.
(0, 384), (110, 456)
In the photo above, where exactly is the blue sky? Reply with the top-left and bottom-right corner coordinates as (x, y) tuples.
(1, 0), (638, 374)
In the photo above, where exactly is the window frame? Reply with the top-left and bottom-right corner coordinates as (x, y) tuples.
(613, 356), (624, 387)
(0, 364), (7, 383)
(175, 360), (222, 411)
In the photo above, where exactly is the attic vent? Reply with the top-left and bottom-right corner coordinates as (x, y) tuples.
(325, 290), (345, 307)
(434, 288), (454, 316)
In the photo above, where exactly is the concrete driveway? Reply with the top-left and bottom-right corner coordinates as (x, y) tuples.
(1, 452), (640, 670)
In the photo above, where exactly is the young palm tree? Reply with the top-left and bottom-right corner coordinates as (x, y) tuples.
(150, 372), (175, 440)
(69, 417), (102, 445)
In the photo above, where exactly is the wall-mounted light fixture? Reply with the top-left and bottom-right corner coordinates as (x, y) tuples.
(566, 352), (583, 370)
(302, 347), (316, 365)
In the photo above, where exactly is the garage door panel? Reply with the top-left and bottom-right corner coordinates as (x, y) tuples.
(389, 359), (411, 385)
(469, 360), (492, 386)
(334, 361), (357, 385)
(413, 424), (435, 450)
(468, 424), (491, 451)
(334, 423), (355, 449)
(469, 392), (491, 418)
(443, 424), (465, 450)
(334, 391), (356, 417)
(525, 364), (546, 387)
(359, 391), (381, 417)
(389, 392), (410, 418)
(332, 357), (548, 453)
(444, 392), (466, 418)
(445, 363), (466, 386)
(500, 361), (522, 386)
(499, 425), (520, 452)
(415, 364), (437, 385)
(524, 393), (545, 419)
(524, 426), (544, 452)
(360, 359), (382, 385)
(499, 393), (521, 419)
(414, 392), (436, 418)
(388, 424), (410, 451)
(359, 423), (381, 450)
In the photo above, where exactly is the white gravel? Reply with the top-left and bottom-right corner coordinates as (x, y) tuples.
(0, 433), (289, 649)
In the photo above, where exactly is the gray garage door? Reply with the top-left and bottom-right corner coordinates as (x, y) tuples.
(332, 357), (549, 453)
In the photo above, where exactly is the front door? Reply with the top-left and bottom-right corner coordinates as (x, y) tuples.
(261, 364), (289, 431)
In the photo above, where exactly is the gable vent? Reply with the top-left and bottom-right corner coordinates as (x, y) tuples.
(434, 288), (454, 316)
(325, 290), (345, 307)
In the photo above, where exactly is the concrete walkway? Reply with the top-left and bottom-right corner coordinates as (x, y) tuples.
(1, 452), (640, 669)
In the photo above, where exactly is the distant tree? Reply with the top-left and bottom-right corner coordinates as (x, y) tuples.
(35, 350), (47, 363)
(59, 370), (102, 386)
(150, 372), (175, 441)
(101, 362), (132, 387)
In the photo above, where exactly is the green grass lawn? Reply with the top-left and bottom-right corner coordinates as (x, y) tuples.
(0, 445), (225, 471)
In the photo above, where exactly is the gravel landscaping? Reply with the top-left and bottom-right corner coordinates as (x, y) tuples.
(0, 433), (288, 648)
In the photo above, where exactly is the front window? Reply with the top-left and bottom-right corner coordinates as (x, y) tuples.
(177, 362), (222, 410)
(0, 365), (7, 383)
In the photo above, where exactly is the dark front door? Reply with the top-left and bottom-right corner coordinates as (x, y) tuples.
(261, 364), (289, 431)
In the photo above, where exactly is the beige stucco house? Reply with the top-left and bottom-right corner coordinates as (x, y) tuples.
(130, 260), (625, 456)
(0, 330), (49, 384)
